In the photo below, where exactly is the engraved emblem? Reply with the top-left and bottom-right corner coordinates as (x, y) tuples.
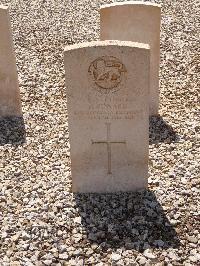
(88, 56), (126, 93)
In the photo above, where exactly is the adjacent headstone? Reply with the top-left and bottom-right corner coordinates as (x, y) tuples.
(100, 1), (161, 115)
(0, 5), (21, 117)
(64, 40), (150, 193)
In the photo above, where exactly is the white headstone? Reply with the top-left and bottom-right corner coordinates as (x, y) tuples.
(64, 40), (150, 193)
(0, 5), (21, 117)
(100, 1), (161, 115)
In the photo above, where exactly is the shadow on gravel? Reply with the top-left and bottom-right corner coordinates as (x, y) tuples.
(0, 116), (26, 146)
(149, 115), (179, 144)
(74, 190), (180, 251)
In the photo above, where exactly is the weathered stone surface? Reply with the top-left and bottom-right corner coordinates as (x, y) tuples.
(64, 40), (150, 193)
(100, 1), (161, 115)
(0, 5), (21, 117)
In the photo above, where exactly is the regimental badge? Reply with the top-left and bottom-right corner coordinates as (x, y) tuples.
(88, 56), (126, 93)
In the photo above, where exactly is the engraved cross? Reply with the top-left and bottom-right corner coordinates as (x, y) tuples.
(92, 123), (126, 174)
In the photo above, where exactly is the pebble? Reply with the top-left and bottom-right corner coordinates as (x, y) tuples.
(143, 249), (156, 259)
(59, 253), (69, 260)
(10, 262), (21, 266)
(187, 235), (198, 244)
(188, 255), (198, 263)
(137, 256), (147, 265)
(111, 253), (121, 261)
(43, 260), (53, 266)
(153, 239), (165, 247)
(58, 245), (67, 253)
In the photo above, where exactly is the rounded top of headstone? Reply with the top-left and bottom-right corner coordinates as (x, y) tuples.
(64, 40), (150, 52)
(0, 5), (8, 10)
(100, 1), (161, 10)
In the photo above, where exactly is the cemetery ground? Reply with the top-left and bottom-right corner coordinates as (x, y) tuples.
(0, 0), (199, 265)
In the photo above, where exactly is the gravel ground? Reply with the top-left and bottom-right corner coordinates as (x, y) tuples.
(0, 0), (199, 265)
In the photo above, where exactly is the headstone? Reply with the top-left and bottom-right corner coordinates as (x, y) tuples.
(64, 40), (150, 193)
(0, 5), (21, 117)
(100, 1), (161, 115)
